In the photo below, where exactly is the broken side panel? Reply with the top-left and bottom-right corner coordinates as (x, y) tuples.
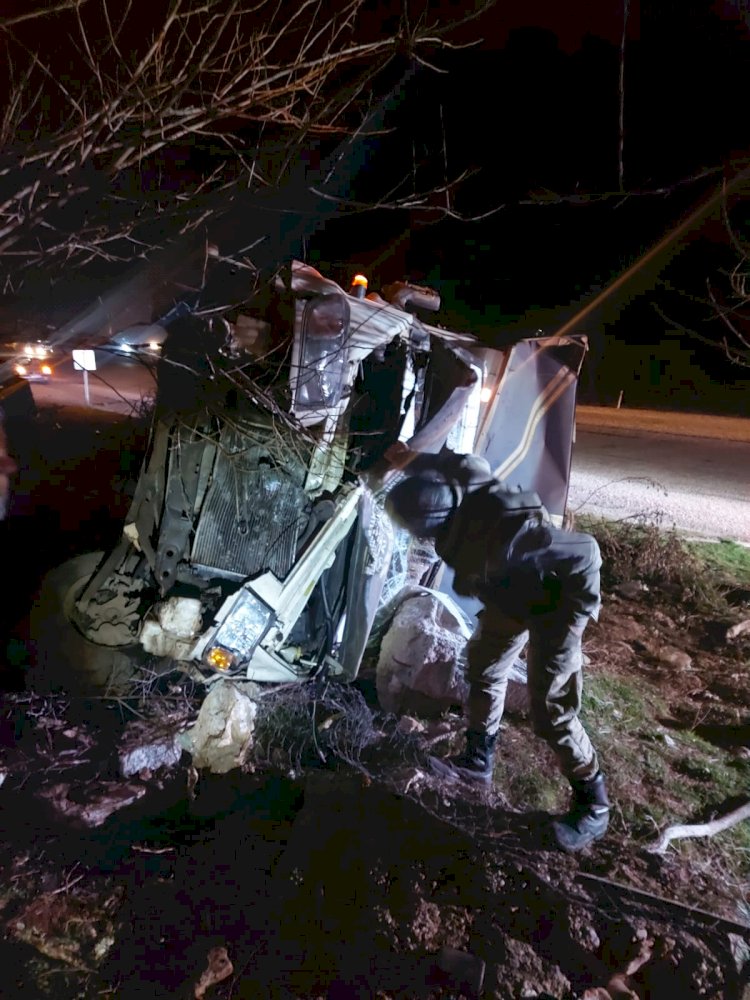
(336, 337), (481, 680)
(407, 338), (480, 455)
(475, 335), (587, 522)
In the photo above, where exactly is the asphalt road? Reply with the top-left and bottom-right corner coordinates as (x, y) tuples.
(30, 350), (157, 414)
(570, 410), (750, 543)
(29, 357), (750, 543)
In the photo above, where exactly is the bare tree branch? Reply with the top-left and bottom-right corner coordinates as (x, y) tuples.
(0, 0), (500, 288)
(646, 798), (750, 854)
(0, 1), (90, 29)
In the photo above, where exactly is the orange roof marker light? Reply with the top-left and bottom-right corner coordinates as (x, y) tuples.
(350, 273), (368, 299)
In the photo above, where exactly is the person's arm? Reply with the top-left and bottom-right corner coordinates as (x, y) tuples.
(385, 446), (492, 485)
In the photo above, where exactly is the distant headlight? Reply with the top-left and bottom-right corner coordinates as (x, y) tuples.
(148, 341), (161, 351)
(15, 364), (26, 376)
(204, 588), (274, 669)
(41, 364), (52, 376)
(120, 344), (133, 354)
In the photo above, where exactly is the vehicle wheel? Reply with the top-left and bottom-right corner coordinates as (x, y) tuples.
(29, 551), (139, 695)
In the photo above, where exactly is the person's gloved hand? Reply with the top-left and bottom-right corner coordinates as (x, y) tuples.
(361, 442), (419, 490)
(382, 441), (418, 471)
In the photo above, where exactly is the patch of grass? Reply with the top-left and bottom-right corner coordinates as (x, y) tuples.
(666, 728), (750, 807)
(580, 670), (750, 880)
(582, 672), (667, 762)
(491, 665), (750, 896)
(489, 719), (567, 811)
(687, 539), (750, 588)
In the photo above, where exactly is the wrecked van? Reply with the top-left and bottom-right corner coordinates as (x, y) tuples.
(30, 262), (586, 692)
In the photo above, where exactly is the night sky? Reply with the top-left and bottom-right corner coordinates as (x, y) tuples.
(308, 0), (750, 413)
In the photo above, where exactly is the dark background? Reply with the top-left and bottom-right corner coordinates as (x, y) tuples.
(307, 0), (750, 414)
(3, 0), (750, 413)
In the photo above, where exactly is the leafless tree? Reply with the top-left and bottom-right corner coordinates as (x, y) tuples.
(704, 193), (750, 367)
(656, 181), (750, 370)
(0, 0), (492, 293)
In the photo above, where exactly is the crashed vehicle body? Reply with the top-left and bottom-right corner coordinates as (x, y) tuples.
(31, 262), (587, 692)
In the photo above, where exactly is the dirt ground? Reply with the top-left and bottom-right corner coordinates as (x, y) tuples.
(0, 404), (748, 999)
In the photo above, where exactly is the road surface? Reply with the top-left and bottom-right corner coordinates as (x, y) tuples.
(29, 359), (750, 543)
(30, 349), (157, 414)
(570, 407), (750, 543)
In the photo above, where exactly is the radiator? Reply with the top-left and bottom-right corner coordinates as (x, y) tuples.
(191, 457), (309, 580)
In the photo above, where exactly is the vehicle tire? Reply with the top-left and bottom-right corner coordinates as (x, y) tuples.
(29, 551), (139, 695)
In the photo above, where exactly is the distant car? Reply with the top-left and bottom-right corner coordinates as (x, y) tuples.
(2, 340), (54, 360)
(110, 324), (166, 356)
(14, 357), (53, 382)
(20, 341), (53, 359)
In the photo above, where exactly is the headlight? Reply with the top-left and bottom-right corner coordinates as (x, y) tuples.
(204, 588), (274, 670)
(15, 364), (26, 376)
(41, 364), (52, 376)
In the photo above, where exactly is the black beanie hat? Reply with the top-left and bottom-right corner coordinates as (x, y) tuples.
(384, 474), (458, 538)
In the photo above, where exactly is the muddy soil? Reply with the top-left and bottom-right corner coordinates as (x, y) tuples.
(0, 713), (744, 1000)
(0, 404), (748, 999)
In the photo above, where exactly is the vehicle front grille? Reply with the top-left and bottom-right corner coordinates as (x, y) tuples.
(191, 460), (309, 581)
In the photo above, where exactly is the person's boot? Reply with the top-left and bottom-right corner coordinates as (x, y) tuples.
(552, 771), (610, 852)
(429, 730), (497, 785)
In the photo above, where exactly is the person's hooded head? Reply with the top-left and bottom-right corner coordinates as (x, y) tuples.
(384, 472), (458, 539)
(386, 471), (546, 545)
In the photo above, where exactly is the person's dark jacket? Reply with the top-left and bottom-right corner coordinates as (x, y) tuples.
(437, 503), (601, 622)
(414, 451), (601, 622)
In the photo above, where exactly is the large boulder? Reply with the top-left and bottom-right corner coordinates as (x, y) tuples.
(376, 590), (471, 717)
(375, 588), (530, 718)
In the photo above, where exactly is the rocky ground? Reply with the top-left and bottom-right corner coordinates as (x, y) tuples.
(0, 404), (748, 999)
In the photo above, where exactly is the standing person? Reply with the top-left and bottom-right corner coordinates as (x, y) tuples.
(383, 448), (609, 852)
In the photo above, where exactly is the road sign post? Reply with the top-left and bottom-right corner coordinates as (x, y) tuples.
(72, 350), (96, 407)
